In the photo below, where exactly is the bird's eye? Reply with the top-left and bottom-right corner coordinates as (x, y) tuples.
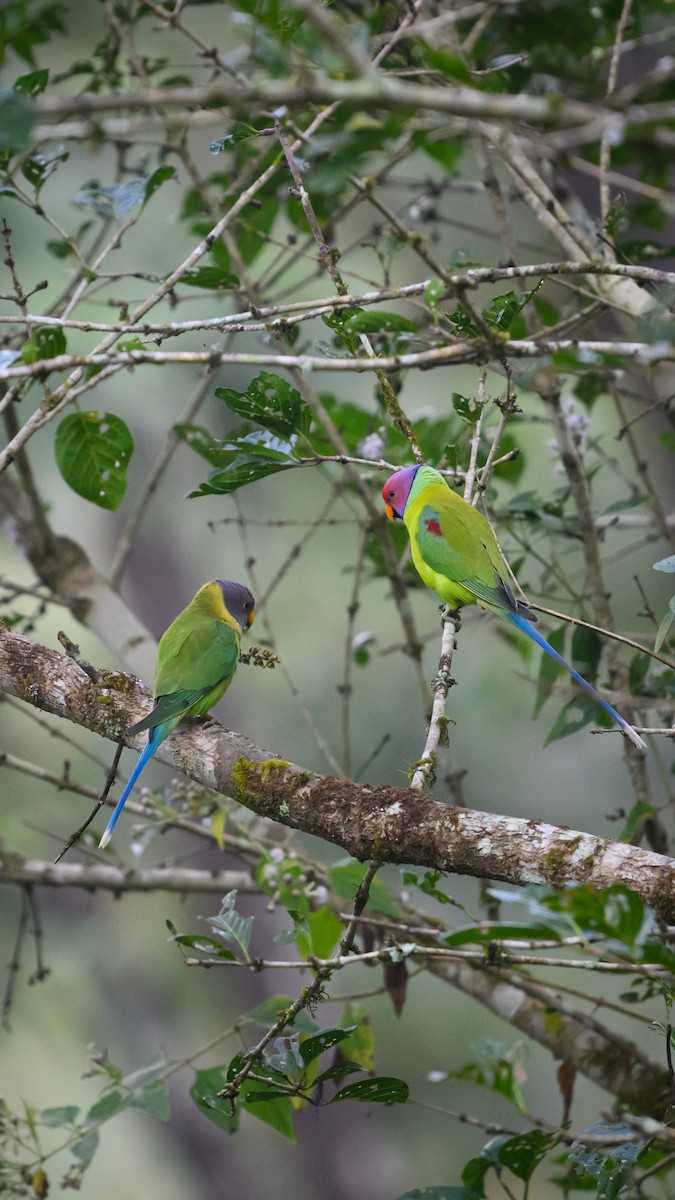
(388, 489), (395, 498)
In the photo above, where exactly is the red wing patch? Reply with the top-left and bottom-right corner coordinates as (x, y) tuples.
(424, 516), (442, 537)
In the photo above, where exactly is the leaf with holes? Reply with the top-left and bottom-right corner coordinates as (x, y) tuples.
(299, 1026), (357, 1066)
(187, 431), (299, 497)
(21, 325), (67, 364)
(216, 373), (311, 438)
(331, 1076), (409, 1104)
(54, 412), (134, 511)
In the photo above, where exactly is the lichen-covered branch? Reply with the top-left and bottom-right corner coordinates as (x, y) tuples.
(429, 957), (672, 1120)
(2, 624), (673, 920)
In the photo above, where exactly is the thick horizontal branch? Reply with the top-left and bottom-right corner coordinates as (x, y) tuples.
(0, 851), (255, 895)
(1, 625), (673, 920)
(430, 958), (673, 1119)
(2, 336), (674, 384)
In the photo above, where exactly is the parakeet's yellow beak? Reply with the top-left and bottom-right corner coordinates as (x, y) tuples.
(384, 502), (397, 521)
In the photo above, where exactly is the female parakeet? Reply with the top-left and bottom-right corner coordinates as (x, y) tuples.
(99, 579), (255, 848)
(383, 464), (646, 751)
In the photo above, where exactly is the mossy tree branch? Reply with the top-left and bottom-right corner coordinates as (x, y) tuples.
(1, 623), (673, 921)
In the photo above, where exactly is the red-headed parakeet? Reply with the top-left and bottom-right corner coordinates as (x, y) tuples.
(99, 579), (255, 848)
(383, 464), (646, 751)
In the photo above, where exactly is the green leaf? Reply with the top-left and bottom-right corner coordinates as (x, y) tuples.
(331, 1076), (409, 1104)
(444, 923), (561, 947)
(655, 596), (675, 652)
(234, 189), (279, 265)
(299, 1026), (357, 1066)
(328, 860), (401, 918)
(143, 165), (176, 206)
(174, 423), (225, 465)
(54, 411), (134, 510)
(462, 1155), (492, 1196)
(84, 1092), (124, 1123)
(448, 1047), (526, 1113)
(310, 394), (374, 456)
(209, 121), (269, 154)
(206, 891), (253, 958)
(315, 1061), (365, 1084)
(545, 697), (599, 744)
(13, 68), (49, 96)
(21, 144), (68, 193)
(241, 1084), (296, 1141)
(420, 45), (472, 84)
(21, 324), (67, 363)
(452, 393), (483, 423)
(168, 930), (235, 960)
(619, 799), (656, 843)
(126, 1080), (170, 1120)
(497, 1129), (557, 1182)
(0, 88), (35, 151)
(243, 996), (318, 1035)
(71, 1129), (99, 1166)
(424, 277), (445, 314)
(181, 265), (240, 290)
(532, 294), (559, 327)
(39, 1105), (79, 1127)
(188, 432), (298, 497)
(449, 306), (478, 338)
(402, 869), (463, 908)
(343, 311), (418, 335)
(415, 134), (463, 173)
(306, 905), (343, 959)
(190, 1067), (239, 1134)
(216, 372), (311, 438)
(338, 1006), (375, 1073)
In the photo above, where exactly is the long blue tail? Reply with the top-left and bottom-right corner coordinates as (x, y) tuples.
(506, 612), (646, 751)
(99, 733), (161, 849)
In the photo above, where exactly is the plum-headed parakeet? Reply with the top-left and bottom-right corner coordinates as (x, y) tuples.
(99, 578), (255, 848)
(383, 464), (646, 751)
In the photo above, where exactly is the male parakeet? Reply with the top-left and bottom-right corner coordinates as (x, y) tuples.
(383, 464), (646, 750)
(99, 579), (255, 848)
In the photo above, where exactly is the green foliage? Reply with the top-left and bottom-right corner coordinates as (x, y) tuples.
(0, 88), (35, 151)
(54, 411), (133, 510)
(1, 0), (674, 1196)
(435, 1039), (528, 1114)
(216, 372), (311, 438)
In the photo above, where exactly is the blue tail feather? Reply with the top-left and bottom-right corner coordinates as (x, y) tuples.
(99, 730), (162, 849)
(506, 612), (646, 751)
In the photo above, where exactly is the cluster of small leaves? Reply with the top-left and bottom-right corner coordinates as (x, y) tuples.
(0, 1048), (170, 1195)
(394, 1128), (560, 1200)
(193, 1019), (407, 1144)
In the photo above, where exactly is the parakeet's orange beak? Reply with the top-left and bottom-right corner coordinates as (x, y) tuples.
(247, 610), (255, 628)
(384, 502), (397, 521)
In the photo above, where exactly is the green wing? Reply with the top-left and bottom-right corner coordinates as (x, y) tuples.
(415, 501), (517, 614)
(130, 619), (240, 734)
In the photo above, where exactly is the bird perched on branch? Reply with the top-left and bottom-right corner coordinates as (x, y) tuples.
(99, 579), (255, 848)
(382, 463), (646, 751)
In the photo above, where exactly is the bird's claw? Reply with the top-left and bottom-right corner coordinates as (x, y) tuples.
(440, 605), (462, 630)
